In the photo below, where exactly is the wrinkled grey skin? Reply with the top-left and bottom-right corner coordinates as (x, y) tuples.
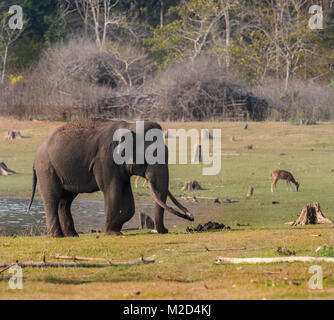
(27, 119), (172, 237)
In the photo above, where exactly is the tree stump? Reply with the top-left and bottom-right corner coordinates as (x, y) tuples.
(181, 180), (203, 191)
(246, 186), (254, 198)
(139, 212), (155, 229)
(290, 202), (332, 226)
(230, 136), (235, 142)
(0, 162), (16, 176)
(193, 144), (202, 163)
(5, 130), (22, 140)
(243, 123), (248, 130)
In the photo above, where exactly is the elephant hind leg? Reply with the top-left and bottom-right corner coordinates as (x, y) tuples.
(37, 173), (63, 237)
(119, 182), (135, 226)
(58, 191), (78, 237)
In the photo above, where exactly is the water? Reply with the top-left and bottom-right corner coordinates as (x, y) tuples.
(0, 197), (195, 235)
(0, 197), (159, 235)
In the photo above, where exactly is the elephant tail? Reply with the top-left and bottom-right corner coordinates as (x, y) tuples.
(27, 165), (37, 213)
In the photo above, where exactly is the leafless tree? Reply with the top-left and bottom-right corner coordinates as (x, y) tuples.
(73, 0), (125, 48)
(0, 12), (26, 83)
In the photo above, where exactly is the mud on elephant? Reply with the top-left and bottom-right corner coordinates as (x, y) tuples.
(27, 119), (194, 237)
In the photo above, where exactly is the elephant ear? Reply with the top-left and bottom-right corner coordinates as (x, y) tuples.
(112, 128), (136, 165)
(112, 121), (164, 167)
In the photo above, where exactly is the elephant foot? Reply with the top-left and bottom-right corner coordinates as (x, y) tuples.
(105, 230), (123, 236)
(63, 231), (79, 237)
(47, 230), (64, 238)
(156, 226), (168, 234)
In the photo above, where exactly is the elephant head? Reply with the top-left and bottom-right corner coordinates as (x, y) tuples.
(122, 121), (194, 233)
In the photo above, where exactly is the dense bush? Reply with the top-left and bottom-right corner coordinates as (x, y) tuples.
(1, 39), (333, 122)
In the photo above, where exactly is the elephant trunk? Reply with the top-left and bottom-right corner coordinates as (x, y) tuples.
(148, 183), (194, 221)
(145, 164), (194, 233)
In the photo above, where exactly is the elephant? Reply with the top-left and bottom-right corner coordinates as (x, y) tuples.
(27, 119), (194, 237)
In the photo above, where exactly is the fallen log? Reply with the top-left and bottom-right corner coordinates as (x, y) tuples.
(0, 257), (155, 268)
(216, 256), (334, 264)
(55, 255), (110, 262)
(184, 246), (246, 253)
(181, 196), (217, 200)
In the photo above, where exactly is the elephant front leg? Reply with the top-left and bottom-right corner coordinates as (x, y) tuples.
(118, 182), (135, 227)
(154, 190), (168, 234)
(104, 182), (124, 236)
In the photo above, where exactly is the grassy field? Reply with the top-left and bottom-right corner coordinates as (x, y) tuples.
(0, 118), (334, 299)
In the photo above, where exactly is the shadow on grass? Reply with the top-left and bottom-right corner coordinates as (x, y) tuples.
(33, 275), (198, 285)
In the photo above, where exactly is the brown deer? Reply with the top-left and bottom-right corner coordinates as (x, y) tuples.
(134, 176), (147, 188)
(270, 170), (299, 192)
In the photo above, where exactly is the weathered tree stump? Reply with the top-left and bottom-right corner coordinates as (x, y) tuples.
(230, 136), (235, 142)
(5, 130), (22, 140)
(290, 202), (332, 226)
(0, 162), (16, 176)
(247, 145), (253, 150)
(193, 144), (202, 163)
(243, 123), (248, 130)
(181, 180), (203, 191)
(246, 186), (254, 198)
(139, 212), (155, 229)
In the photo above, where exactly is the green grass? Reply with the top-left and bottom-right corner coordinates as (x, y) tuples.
(1, 118), (334, 299)
(0, 227), (334, 299)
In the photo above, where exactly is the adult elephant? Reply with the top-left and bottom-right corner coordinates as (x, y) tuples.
(27, 119), (193, 237)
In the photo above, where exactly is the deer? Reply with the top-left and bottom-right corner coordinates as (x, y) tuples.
(134, 175), (147, 188)
(270, 170), (299, 192)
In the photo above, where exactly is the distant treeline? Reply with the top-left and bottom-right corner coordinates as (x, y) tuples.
(0, 0), (334, 121)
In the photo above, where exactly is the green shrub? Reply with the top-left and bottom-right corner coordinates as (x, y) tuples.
(316, 246), (334, 257)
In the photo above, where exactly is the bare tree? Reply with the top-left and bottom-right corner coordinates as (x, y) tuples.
(0, 11), (26, 83)
(106, 42), (149, 88)
(243, 0), (312, 88)
(73, 0), (124, 48)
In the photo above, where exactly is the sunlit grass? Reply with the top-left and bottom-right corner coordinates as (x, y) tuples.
(1, 118), (334, 299)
